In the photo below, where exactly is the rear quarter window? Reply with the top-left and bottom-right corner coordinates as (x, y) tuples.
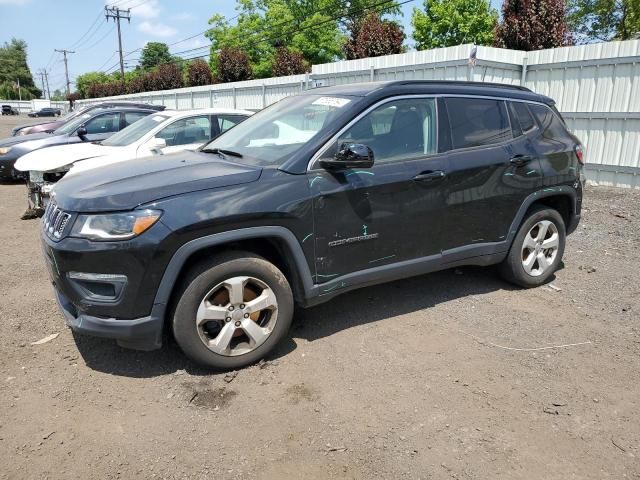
(445, 98), (511, 149)
(529, 104), (569, 140)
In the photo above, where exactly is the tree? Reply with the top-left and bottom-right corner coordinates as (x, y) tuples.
(75, 71), (111, 98)
(568, 0), (640, 41)
(50, 89), (66, 101)
(216, 47), (252, 82)
(151, 63), (184, 90)
(343, 13), (405, 59)
(272, 47), (309, 76)
(495, 0), (574, 50)
(0, 38), (40, 100)
(186, 59), (214, 86)
(139, 42), (176, 70)
(412, 0), (498, 49)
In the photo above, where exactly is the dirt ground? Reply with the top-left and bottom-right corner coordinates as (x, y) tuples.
(0, 116), (639, 479)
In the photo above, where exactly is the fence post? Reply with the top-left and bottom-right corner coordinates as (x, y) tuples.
(232, 87), (236, 109)
(174, 92), (178, 109)
(209, 89), (213, 107)
(190, 90), (194, 109)
(521, 57), (528, 86)
(370, 65), (375, 82)
(262, 84), (266, 109)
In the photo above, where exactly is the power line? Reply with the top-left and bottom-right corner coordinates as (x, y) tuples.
(67, 11), (104, 50)
(78, 25), (116, 52)
(54, 49), (75, 96)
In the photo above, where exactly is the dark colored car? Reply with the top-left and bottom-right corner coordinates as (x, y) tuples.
(12, 101), (166, 136)
(28, 107), (61, 117)
(2, 105), (19, 115)
(43, 80), (585, 370)
(0, 106), (157, 181)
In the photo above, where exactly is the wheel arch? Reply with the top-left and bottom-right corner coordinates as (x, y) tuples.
(507, 186), (577, 246)
(152, 227), (314, 329)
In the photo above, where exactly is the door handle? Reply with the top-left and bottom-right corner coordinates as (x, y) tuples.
(510, 155), (533, 167)
(413, 170), (447, 182)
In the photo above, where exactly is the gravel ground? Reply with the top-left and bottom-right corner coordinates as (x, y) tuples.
(1, 117), (639, 479)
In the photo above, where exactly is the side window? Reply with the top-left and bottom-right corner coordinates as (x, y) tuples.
(84, 112), (120, 134)
(445, 98), (511, 149)
(335, 98), (437, 164)
(529, 104), (568, 140)
(124, 111), (149, 127)
(510, 102), (536, 133)
(156, 116), (211, 147)
(218, 115), (247, 133)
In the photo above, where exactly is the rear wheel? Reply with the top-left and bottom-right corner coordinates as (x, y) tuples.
(172, 252), (293, 370)
(499, 206), (566, 287)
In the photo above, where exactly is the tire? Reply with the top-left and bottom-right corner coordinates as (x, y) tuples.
(172, 251), (294, 370)
(499, 206), (566, 288)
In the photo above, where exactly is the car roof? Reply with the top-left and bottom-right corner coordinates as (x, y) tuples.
(301, 80), (552, 104)
(157, 108), (255, 118)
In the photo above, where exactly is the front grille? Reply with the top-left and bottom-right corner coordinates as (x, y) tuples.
(43, 202), (72, 240)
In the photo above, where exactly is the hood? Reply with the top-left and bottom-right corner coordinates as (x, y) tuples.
(53, 150), (263, 212)
(16, 121), (64, 136)
(66, 150), (137, 177)
(14, 142), (119, 172)
(0, 132), (53, 148)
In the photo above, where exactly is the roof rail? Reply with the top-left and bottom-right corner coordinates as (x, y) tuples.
(394, 80), (532, 92)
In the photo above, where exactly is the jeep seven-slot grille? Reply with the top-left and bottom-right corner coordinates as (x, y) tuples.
(43, 202), (71, 239)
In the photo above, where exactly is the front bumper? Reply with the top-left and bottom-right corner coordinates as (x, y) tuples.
(0, 154), (23, 180)
(41, 219), (175, 350)
(54, 288), (163, 350)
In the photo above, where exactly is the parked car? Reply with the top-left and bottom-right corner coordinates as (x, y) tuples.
(18, 108), (252, 188)
(2, 107), (156, 202)
(1, 105), (19, 116)
(42, 80), (584, 369)
(12, 101), (165, 136)
(27, 107), (61, 117)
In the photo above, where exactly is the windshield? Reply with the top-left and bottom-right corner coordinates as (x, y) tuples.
(201, 94), (354, 166)
(53, 112), (94, 135)
(102, 114), (169, 146)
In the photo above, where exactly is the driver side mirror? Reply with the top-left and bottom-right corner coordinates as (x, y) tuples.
(77, 125), (88, 141)
(149, 137), (167, 154)
(320, 143), (374, 170)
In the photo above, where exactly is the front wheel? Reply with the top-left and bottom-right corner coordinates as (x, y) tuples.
(172, 252), (294, 370)
(499, 206), (566, 288)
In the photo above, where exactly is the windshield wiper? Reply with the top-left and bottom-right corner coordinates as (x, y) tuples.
(201, 148), (243, 158)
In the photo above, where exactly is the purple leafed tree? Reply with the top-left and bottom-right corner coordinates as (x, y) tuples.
(495, 0), (574, 50)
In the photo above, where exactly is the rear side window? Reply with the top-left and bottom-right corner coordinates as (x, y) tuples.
(529, 104), (568, 140)
(445, 98), (511, 149)
(510, 102), (536, 133)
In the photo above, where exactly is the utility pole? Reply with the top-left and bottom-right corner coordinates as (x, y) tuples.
(105, 5), (131, 83)
(54, 49), (75, 96)
(16, 78), (22, 101)
(43, 70), (51, 99)
(38, 71), (46, 99)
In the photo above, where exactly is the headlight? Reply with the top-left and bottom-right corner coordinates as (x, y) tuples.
(70, 209), (162, 241)
(0, 147), (12, 155)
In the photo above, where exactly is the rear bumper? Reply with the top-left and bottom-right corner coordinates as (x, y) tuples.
(54, 288), (163, 350)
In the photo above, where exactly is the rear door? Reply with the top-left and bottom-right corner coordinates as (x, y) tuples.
(441, 97), (543, 250)
(310, 96), (448, 281)
(82, 111), (122, 141)
(216, 114), (249, 136)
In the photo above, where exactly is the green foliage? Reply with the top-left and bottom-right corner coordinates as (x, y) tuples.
(411, 0), (498, 49)
(495, 0), (573, 50)
(139, 42), (178, 70)
(568, 0), (640, 41)
(50, 89), (66, 101)
(0, 38), (40, 100)
(75, 71), (111, 98)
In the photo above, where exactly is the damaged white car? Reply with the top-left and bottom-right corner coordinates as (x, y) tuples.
(14, 107), (252, 213)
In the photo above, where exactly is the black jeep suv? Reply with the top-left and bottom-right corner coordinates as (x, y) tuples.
(42, 81), (584, 369)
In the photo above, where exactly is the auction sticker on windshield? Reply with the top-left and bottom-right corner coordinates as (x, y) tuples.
(312, 97), (351, 108)
(152, 116), (165, 122)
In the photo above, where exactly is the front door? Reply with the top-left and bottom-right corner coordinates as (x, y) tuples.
(309, 96), (447, 283)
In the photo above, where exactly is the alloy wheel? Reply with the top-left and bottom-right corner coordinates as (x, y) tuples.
(521, 220), (559, 277)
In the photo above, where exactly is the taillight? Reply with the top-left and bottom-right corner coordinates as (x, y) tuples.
(575, 145), (585, 165)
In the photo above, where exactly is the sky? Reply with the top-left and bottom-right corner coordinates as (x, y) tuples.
(0, 0), (433, 94)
